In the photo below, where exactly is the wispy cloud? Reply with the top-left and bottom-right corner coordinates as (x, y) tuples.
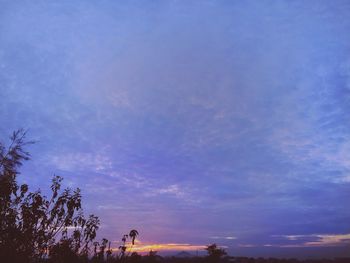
(49, 151), (112, 173)
(238, 244), (256, 248)
(272, 233), (350, 247)
(210, 236), (237, 240)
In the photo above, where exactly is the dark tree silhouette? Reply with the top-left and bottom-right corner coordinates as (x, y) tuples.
(205, 244), (227, 262)
(0, 130), (101, 262)
(129, 229), (139, 245)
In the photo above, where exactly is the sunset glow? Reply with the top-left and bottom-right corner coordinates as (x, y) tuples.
(114, 243), (207, 254)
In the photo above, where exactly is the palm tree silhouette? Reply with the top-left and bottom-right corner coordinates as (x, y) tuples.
(129, 229), (139, 245)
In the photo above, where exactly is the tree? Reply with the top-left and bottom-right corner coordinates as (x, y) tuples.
(205, 244), (227, 262)
(129, 229), (139, 245)
(0, 130), (140, 263)
(0, 130), (101, 263)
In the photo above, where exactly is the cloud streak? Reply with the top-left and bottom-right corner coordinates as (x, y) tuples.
(272, 233), (350, 247)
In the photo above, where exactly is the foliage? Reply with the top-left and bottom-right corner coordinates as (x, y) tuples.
(0, 130), (139, 263)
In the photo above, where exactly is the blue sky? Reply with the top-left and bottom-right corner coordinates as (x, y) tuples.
(1, 0), (350, 258)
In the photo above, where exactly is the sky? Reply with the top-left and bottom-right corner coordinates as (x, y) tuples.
(1, 0), (350, 259)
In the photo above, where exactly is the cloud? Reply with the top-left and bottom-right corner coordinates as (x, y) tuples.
(49, 151), (112, 172)
(304, 234), (350, 247)
(145, 184), (202, 204)
(238, 244), (256, 248)
(210, 236), (237, 240)
(272, 233), (350, 247)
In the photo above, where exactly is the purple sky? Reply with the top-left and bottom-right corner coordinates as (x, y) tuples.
(1, 0), (350, 258)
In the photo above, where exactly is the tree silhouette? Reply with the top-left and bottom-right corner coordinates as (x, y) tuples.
(0, 130), (101, 262)
(205, 244), (226, 263)
(0, 130), (143, 263)
(129, 229), (139, 245)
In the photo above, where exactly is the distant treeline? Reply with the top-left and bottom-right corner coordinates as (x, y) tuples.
(148, 256), (350, 263)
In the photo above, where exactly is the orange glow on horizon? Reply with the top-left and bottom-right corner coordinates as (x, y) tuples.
(111, 242), (206, 254)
